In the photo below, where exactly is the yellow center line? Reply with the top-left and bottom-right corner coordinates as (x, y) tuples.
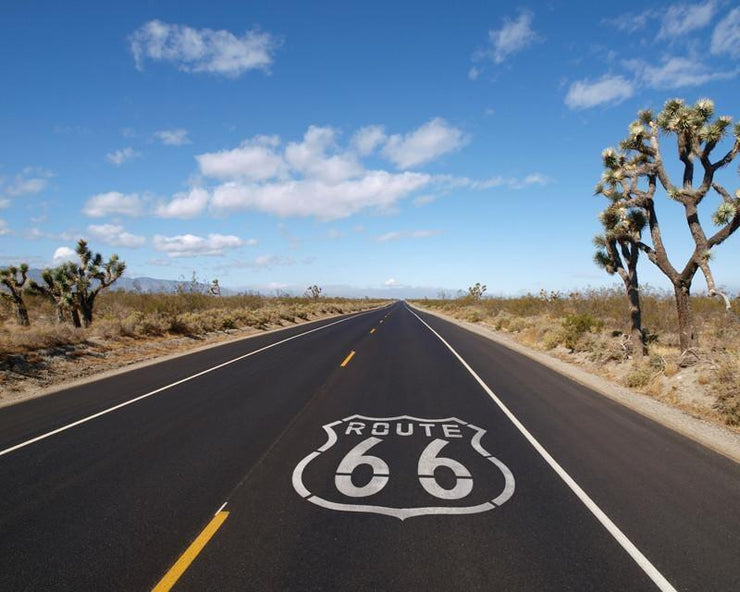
(152, 511), (229, 592)
(341, 350), (356, 367)
(370, 328), (376, 334)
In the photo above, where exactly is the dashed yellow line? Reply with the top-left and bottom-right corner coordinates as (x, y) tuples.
(341, 351), (356, 367)
(370, 328), (376, 334)
(152, 511), (229, 592)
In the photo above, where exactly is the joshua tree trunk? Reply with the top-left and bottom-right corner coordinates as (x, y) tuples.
(673, 282), (695, 353)
(13, 296), (30, 327)
(71, 308), (82, 328)
(626, 279), (645, 359)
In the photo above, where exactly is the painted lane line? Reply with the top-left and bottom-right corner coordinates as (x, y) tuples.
(151, 511), (229, 592)
(406, 306), (677, 592)
(0, 308), (385, 459)
(370, 328), (376, 334)
(341, 351), (356, 367)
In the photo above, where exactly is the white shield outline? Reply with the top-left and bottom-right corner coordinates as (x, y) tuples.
(292, 414), (515, 521)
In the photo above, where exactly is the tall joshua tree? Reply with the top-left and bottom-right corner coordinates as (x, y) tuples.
(0, 264), (31, 326)
(596, 98), (740, 353)
(69, 239), (126, 327)
(594, 200), (648, 358)
(29, 263), (81, 327)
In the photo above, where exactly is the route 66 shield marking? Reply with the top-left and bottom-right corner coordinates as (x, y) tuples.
(292, 415), (515, 520)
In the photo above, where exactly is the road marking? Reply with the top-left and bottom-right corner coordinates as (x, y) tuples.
(341, 351), (356, 367)
(370, 328), (376, 334)
(379, 320), (383, 324)
(293, 415), (514, 520)
(406, 306), (677, 592)
(152, 510), (229, 592)
(0, 307), (388, 459)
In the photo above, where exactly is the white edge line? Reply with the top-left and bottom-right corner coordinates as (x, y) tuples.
(405, 305), (677, 592)
(0, 306), (388, 459)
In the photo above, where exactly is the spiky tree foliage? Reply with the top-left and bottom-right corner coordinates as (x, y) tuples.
(306, 285), (322, 299)
(468, 282), (487, 299)
(28, 263), (81, 327)
(596, 98), (740, 353)
(0, 264), (30, 326)
(69, 239), (126, 327)
(594, 202), (647, 358)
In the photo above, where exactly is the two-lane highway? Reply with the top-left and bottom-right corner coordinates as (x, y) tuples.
(0, 302), (738, 591)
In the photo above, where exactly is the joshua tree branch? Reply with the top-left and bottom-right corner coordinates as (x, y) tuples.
(712, 139), (740, 172)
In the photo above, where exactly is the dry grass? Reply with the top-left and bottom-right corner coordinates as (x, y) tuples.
(0, 292), (387, 397)
(412, 287), (740, 428)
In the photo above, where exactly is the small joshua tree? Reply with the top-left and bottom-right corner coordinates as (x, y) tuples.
(0, 264), (30, 326)
(594, 202), (647, 358)
(467, 282), (487, 300)
(29, 263), (81, 327)
(596, 98), (740, 353)
(69, 239), (126, 327)
(306, 285), (322, 299)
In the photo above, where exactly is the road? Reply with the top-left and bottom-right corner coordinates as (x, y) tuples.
(0, 301), (738, 591)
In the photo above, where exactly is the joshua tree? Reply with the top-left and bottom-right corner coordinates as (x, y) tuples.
(596, 98), (740, 353)
(0, 264), (30, 326)
(306, 285), (322, 299)
(594, 203), (647, 358)
(29, 263), (81, 327)
(69, 239), (126, 327)
(467, 282), (487, 300)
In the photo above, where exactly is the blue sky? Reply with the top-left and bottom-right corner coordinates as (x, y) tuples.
(1, 0), (739, 296)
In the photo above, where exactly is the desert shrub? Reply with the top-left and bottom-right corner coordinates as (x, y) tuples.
(562, 313), (604, 351)
(541, 330), (562, 350)
(712, 358), (739, 426)
(623, 365), (652, 388)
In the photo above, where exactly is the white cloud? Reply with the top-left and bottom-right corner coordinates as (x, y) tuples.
(659, 1), (716, 39)
(53, 246), (77, 264)
(603, 9), (657, 33)
(210, 171), (430, 220)
(106, 147), (140, 166)
(351, 125), (387, 155)
(1, 167), (54, 198)
(227, 254), (295, 269)
(711, 7), (740, 58)
(155, 187), (210, 219)
(284, 126), (363, 183)
(413, 194), (437, 207)
(154, 128), (191, 146)
(196, 135), (286, 181)
(439, 172), (552, 190)
(130, 20), (281, 77)
(375, 229), (440, 242)
(473, 11), (540, 70)
(0, 199), (9, 210)
(382, 118), (466, 168)
(384, 278), (400, 287)
(0, 219), (10, 236)
(83, 192), (145, 218)
(625, 55), (737, 88)
(565, 75), (635, 109)
(153, 233), (249, 257)
(156, 121), (537, 221)
(87, 224), (146, 248)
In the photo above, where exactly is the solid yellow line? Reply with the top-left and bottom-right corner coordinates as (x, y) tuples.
(370, 328), (376, 334)
(341, 351), (356, 367)
(152, 511), (229, 592)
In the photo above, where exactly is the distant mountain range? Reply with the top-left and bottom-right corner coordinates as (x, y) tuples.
(17, 269), (448, 299)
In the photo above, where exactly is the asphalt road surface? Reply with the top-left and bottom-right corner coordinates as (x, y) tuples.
(0, 302), (738, 591)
